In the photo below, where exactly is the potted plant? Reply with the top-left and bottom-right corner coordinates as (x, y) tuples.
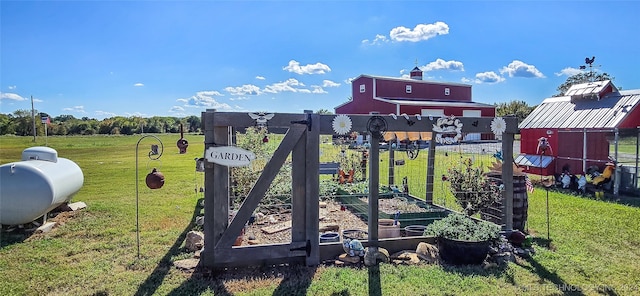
(428, 158), (502, 265)
(444, 157), (502, 216)
(425, 213), (500, 265)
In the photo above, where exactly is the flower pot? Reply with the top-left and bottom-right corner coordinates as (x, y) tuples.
(378, 218), (400, 238)
(320, 232), (340, 243)
(437, 237), (491, 265)
(342, 229), (368, 240)
(404, 225), (427, 237)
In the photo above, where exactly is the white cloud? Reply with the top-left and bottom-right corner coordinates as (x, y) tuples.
(63, 106), (86, 113)
(263, 78), (308, 93)
(401, 74), (410, 79)
(134, 83), (144, 87)
(0, 92), (26, 101)
(344, 77), (357, 84)
(283, 60), (331, 75)
(229, 96), (250, 101)
(474, 72), (505, 84)
(256, 76), (266, 80)
(389, 21), (449, 42)
(169, 106), (185, 112)
(8, 85), (16, 90)
(224, 84), (262, 96)
(95, 111), (117, 118)
(197, 90), (224, 97)
(311, 86), (328, 94)
(499, 60), (545, 78)
(322, 80), (340, 87)
(423, 58), (464, 71)
(362, 34), (389, 45)
(178, 91), (233, 110)
(461, 77), (472, 83)
(555, 67), (584, 77)
(124, 112), (147, 117)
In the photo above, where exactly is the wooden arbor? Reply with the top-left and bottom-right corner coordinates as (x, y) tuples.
(200, 110), (518, 269)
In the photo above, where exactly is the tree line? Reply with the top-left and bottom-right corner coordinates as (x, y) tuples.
(0, 110), (201, 136)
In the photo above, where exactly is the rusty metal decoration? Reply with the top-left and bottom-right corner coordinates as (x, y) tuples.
(177, 124), (189, 154)
(135, 135), (164, 258)
(145, 168), (165, 189)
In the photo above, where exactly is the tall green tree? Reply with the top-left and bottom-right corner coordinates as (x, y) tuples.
(554, 72), (614, 97)
(494, 100), (535, 123)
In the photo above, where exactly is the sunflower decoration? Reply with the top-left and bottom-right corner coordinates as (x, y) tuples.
(332, 114), (352, 135)
(490, 117), (507, 140)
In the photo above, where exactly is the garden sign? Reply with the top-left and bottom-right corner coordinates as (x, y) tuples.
(205, 146), (255, 167)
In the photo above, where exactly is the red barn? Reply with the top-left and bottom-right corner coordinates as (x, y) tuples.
(335, 67), (496, 138)
(518, 80), (640, 177)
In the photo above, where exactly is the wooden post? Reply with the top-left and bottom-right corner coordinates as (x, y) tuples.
(201, 110), (230, 267)
(368, 134), (380, 247)
(425, 136), (437, 204)
(305, 112), (320, 265)
(502, 131), (514, 232)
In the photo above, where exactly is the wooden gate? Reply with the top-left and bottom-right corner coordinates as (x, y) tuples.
(200, 110), (518, 269)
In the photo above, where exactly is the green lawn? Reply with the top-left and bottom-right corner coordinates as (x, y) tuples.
(1, 135), (639, 295)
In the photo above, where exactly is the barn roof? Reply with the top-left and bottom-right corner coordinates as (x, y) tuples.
(519, 89), (640, 129)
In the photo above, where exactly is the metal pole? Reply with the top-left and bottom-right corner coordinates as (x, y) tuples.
(135, 135), (163, 258)
(614, 128), (620, 196)
(31, 96), (36, 142)
(44, 122), (48, 146)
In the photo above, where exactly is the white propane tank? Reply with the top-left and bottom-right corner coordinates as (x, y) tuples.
(0, 147), (84, 225)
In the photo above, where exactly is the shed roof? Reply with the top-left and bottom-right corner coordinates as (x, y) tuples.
(519, 89), (640, 129)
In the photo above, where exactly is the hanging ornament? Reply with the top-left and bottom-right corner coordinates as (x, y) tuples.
(145, 167), (165, 189)
(262, 135), (269, 143)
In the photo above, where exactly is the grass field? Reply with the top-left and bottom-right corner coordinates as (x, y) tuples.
(1, 135), (640, 295)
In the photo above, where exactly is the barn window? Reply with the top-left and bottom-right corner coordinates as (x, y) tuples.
(406, 85), (412, 94)
(444, 88), (450, 96)
(360, 84), (366, 93)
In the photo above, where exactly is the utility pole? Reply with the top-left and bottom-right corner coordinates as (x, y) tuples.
(31, 95), (36, 142)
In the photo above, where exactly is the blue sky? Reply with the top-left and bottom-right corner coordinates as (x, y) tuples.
(1, 1), (639, 120)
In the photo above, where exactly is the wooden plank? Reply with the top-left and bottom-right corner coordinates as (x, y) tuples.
(213, 242), (307, 267)
(305, 113), (320, 266)
(261, 220), (292, 234)
(207, 112), (520, 136)
(201, 112), (231, 267)
(502, 130), (515, 231)
(216, 125), (306, 248)
(291, 125), (307, 244)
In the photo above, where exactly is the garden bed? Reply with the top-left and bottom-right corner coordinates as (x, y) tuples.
(338, 194), (450, 227)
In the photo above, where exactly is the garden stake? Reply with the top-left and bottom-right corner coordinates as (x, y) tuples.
(135, 135), (164, 259)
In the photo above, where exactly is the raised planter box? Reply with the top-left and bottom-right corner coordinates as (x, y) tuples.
(337, 194), (450, 227)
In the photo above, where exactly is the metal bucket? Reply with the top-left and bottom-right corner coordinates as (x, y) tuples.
(320, 232), (340, 243)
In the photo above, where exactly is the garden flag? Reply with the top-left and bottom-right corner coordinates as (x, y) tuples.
(41, 116), (50, 124)
(525, 174), (534, 193)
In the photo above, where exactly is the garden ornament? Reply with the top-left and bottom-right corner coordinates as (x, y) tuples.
(146, 167), (165, 189)
(176, 124), (188, 154)
(536, 137), (552, 155)
(342, 238), (365, 257)
(248, 112), (275, 129)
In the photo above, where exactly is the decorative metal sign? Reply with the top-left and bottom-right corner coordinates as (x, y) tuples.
(205, 146), (256, 167)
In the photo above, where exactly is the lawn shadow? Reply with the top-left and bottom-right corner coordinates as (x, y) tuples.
(0, 227), (31, 248)
(368, 264), (382, 296)
(165, 264), (318, 296)
(514, 255), (586, 296)
(133, 198), (203, 296)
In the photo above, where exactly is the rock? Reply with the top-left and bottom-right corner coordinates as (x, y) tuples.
(334, 260), (345, 266)
(390, 251), (421, 265)
(493, 252), (515, 265)
(174, 258), (199, 271)
(319, 201), (328, 208)
(248, 234), (256, 240)
(364, 247), (390, 266)
(194, 250), (201, 258)
(319, 223), (340, 232)
(483, 262), (499, 270)
(185, 231), (204, 251)
(415, 242), (439, 264)
(509, 230), (527, 246)
(247, 239), (261, 245)
(338, 253), (361, 264)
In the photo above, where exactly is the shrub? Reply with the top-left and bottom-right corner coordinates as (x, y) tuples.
(445, 157), (502, 216)
(424, 213), (500, 242)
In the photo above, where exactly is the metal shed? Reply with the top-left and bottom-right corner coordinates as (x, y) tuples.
(518, 80), (640, 195)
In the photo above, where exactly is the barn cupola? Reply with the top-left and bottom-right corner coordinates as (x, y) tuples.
(566, 80), (618, 103)
(410, 66), (423, 80)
